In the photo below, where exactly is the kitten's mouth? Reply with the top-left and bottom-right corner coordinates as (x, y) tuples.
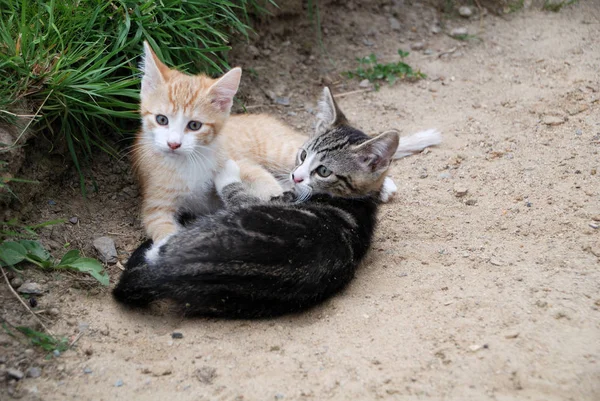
(293, 183), (313, 203)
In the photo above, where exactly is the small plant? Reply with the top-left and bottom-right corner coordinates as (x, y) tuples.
(2, 323), (68, 355)
(0, 240), (108, 285)
(543, 0), (578, 12)
(344, 50), (426, 90)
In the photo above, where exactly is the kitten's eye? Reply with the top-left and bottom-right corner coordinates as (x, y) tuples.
(299, 149), (307, 162)
(156, 115), (168, 126)
(187, 121), (203, 131)
(315, 165), (332, 177)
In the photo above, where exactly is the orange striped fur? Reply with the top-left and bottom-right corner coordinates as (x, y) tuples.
(134, 42), (306, 242)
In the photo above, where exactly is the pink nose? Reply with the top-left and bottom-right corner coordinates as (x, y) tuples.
(292, 174), (303, 183)
(168, 142), (181, 150)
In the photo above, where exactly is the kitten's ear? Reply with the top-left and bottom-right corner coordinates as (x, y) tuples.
(354, 130), (400, 172)
(315, 87), (348, 136)
(141, 41), (170, 96)
(208, 67), (242, 113)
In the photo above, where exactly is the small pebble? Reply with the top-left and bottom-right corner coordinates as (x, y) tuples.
(275, 394), (285, 400)
(53, 350), (61, 357)
(10, 277), (23, 288)
(431, 25), (441, 34)
(389, 17), (401, 32)
(84, 367), (92, 374)
(29, 297), (38, 308)
(410, 42), (425, 51)
(451, 27), (468, 37)
(439, 172), (452, 179)
(542, 115), (564, 126)
(459, 6), (473, 17)
(465, 199), (477, 206)
(453, 184), (468, 197)
(575, 129), (582, 135)
(7, 368), (24, 380)
(359, 79), (371, 88)
(69, 217), (79, 224)
(589, 223), (599, 230)
(274, 97), (290, 106)
(48, 308), (60, 317)
(490, 258), (504, 266)
(468, 344), (482, 352)
(525, 202), (533, 207)
(17, 282), (43, 295)
(26, 367), (42, 378)
(47, 200), (57, 206)
(171, 332), (184, 339)
(114, 379), (124, 387)
(504, 332), (520, 339)
(196, 366), (217, 385)
(92, 236), (118, 264)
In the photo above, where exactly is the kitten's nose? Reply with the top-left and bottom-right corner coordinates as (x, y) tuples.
(292, 174), (303, 183)
(167, 142), (181, 150)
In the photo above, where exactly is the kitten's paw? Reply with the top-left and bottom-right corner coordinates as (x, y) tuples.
(145, 235), (172, 263)
(380, 177), (398, 203)
(215, 159), (241, 193)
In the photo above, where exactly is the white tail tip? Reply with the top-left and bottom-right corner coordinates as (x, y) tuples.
(394, 128), (442, 159)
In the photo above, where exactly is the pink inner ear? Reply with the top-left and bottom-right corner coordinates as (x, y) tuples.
(211, 93), (234, 112)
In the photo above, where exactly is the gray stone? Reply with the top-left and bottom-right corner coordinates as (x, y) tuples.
(7, 368), (24, 380)
(431, 25), (441, 34)
(451, 27), (468, 37)
(459, 6), (473, 17)
(26, 367), (42, 378)
(542, 115), (564, 126)
(17, 282), (43, 295)
(69, 216), (78, 224)
(10, 277), (23, 288)
(453, 184), (468, 197)
(359, 79), (371, 88)
(389, 17), (401, 32)
(93, 236), (117, 264)
(410, 42), (425, 51)
(274, 97), (290, 106)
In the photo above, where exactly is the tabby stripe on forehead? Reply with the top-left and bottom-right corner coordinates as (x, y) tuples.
(336, 175), (356, 191)
(317, 140), (350, 155)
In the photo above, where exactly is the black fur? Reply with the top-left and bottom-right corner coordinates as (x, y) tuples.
(113, 191), (379, 318)
(113, 87), (396, 319)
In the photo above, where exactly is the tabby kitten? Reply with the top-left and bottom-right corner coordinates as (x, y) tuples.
(113, 88), (400, 318)
(134, 42), (441, 245)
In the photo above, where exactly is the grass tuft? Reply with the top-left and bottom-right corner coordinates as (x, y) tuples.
(0, 0), (268, 193)
(344, 50), (426, 90)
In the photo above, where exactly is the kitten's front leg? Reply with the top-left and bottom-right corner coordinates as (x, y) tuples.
(142, 201), (179, 243)
(215, 160), (262, 207)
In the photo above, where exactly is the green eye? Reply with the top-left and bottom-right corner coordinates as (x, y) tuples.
(316, 165), (332, 177)
(299, 149), (307, 162)
(187, 121), (203, 131)
(156, 115), (169, 125)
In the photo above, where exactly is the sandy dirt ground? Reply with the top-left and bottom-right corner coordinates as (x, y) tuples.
(1, 1), (599, 400)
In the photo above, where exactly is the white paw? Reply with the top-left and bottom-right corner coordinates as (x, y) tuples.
(215, 159), (241, 193)
(145, 235), (172, 263)
(380, 177), (398, 203)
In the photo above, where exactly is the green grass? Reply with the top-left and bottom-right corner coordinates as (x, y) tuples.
(2, 323), (68, 356)
(344, 50), (426, 90)
(0, 0), (268, 194)
(543, 0), (578, 12)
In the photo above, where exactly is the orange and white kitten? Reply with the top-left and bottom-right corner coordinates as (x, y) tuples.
(134, 41), (441, 247)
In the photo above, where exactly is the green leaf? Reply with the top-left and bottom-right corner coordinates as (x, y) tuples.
(57, 257), (109, 286)
(0, 241), (27, 266)
(20, 240), (52, 262)
(58, 249), (80, 265)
